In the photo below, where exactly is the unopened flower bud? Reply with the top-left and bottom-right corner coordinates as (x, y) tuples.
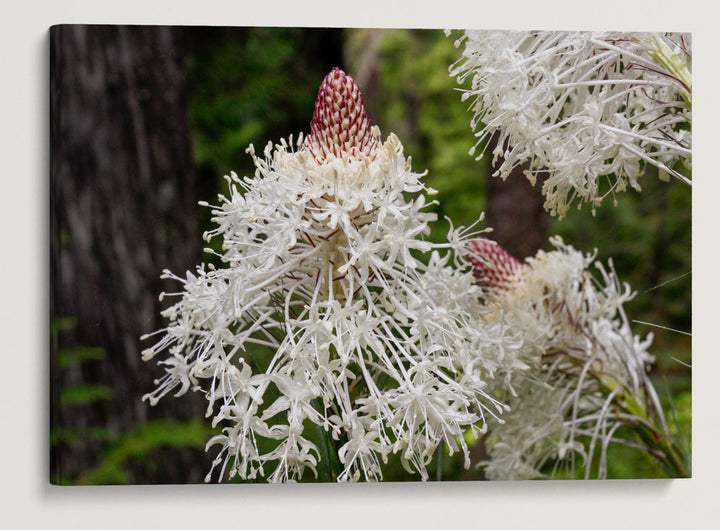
(467, 238), (527, 296)
(306, 67), (377, 163)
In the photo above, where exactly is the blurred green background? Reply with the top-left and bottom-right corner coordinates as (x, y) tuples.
(51, 27), (690, 483)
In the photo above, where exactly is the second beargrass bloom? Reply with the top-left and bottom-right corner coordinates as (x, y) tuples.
(467, 237), (687, 479)
(450, 31), (692, 218)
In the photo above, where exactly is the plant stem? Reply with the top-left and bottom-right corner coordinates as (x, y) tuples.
(436, 442), (444, 481)
(312, 398), (338, 482)
(596, 373), (689, 478)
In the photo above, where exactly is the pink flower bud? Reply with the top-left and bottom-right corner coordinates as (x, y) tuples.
(306, 67), (377, 163)
(467, 238), (527, 296)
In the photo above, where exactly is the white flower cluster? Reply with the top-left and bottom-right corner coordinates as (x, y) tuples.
(142, 69), (520, 482)
(450, 31), (692, 218)
(468, 237), (660, 479)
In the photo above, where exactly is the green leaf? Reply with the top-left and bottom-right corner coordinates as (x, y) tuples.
(76, 419), (214, 485)
(58, 346), (106, 368)
(60, 384), (113, 406)
(50, 317), (77, 335)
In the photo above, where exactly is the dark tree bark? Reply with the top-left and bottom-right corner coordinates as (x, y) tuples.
(485, 137), (550, 259)
(50, 25), (209, 483)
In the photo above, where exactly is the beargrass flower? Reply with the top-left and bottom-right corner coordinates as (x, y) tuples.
(142, 68), (521, 483)
(467, 237), (685, 479)
(450, 31), (692, 218)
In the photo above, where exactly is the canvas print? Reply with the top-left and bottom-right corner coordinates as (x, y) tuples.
(50, 25), (691, 484)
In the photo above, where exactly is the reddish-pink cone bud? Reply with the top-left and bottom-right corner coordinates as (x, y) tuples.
(306, 67), (377, 163)
(467, 238), (528, 296)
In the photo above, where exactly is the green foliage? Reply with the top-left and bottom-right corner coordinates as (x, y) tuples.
(50, 317), (76, 335)
(58, 346), (105, 369)
(60, 384), (113, 406)
(76, 419), (214, 485)
(51, 318), (213, 485)
(667, 390), (692, 473)
(50, 427), (116, 448)
(367, 29), (487, 244)
(184, 27), (344, 177)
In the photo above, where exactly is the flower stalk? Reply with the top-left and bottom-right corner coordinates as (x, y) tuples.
(594, 371), (689, 478)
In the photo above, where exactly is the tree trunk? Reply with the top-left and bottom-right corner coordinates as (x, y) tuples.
(485, 137), (550, 259)
(50, 25), (209, 484)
